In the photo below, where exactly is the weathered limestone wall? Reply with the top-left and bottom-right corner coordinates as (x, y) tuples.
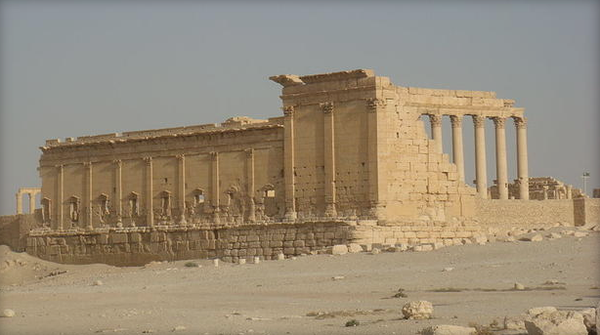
(39, 121), (285, 230)
(475, 199), (576, 226)
(350, 222), (483, 247)
(373, 84), (479, 223)
(25, 222), (353, 266)
(574, 198), (600, 226)
(0, 213), (42, 251)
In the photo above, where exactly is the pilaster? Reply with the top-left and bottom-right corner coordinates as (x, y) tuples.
(282, 106), (297, 220)
(144, 157), (154, 227)
(321, 102), (337, 218)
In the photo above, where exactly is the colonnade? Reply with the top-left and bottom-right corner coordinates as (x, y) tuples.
(15, 187), (41, 214)
(427, 114), (529, 200)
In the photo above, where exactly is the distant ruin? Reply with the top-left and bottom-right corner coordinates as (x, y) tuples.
(2, 69), (598, 265)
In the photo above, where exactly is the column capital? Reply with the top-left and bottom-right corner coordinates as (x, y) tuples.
(366, 98), (386, 112)
(209, 151), (218, 160)
(143, 156), (152, 165)
(176, 154), (185, 161)
(449, 115), (463, 128)
(112, 159), (122, 166)
(320, 101), (334, 114)
(83, 161), (92, 167)
(472, 115), (486, 128)
(282, 105), (295, 117)
(244, 148), (254, 158)
(513, 116), (527, 129)
(492, 117), (506, 129)
(429, 114), (443, 127)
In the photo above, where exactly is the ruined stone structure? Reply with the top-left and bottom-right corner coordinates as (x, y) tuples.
(15, 187), (41, 215)
(489, 177), (584, 201)
(7, 69), (599, 265)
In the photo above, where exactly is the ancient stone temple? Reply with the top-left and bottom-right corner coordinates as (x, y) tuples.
(5, 69), (599, 265)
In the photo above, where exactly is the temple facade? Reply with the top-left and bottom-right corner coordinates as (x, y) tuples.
(7, 69), (597, 265)
(35, 69), (530, 231)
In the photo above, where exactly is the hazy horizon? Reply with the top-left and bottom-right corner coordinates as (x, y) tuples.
(1, 0), (598, 215)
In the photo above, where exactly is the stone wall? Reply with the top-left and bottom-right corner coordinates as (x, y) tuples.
(475, 199), (576, 226)
(574, 198), (600, 227)
(0, 213), (42, 251)
(350, 221), (483, 247)
(25, 221), (353, 266)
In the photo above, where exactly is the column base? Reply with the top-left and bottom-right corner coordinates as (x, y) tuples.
(284, 210), (297, 221)
(324, 203), (337, 218)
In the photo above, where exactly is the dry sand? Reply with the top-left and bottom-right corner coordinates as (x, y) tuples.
(0, 230), (598, 335)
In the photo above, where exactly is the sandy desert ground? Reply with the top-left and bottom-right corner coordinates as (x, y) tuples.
(0, 227), (598, 335)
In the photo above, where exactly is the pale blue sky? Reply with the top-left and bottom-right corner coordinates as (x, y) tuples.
(1, 0), (598, 215)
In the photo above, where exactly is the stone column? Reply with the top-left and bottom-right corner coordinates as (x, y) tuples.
(85, 162), (93, 230)
(543, 186), (549, 200)
(28, 192), (36, 214)
(450, 115), (465, 182)
(472, 116), (488, 199)
(514, 117), (530, 200)
(245, 148), (256, 223)
(321, 102), (337, 218)
(493, 117), (509, 200)
(57, 165), (64, 230)
(282, 106), (297, 220)
(15, 190), (23, 215)
(430, 114), (443, 153)
(177, 154), (187, 225)
(114, 160), (123, 224)
(566, 185), (573, 199)
(144, 157), (154, 227)
(210, 151), (220, 224)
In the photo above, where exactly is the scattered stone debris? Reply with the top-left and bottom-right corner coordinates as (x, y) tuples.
(371, 248), (381, 255)
(413, 244), (434, 252)
(524, 309), (587, 335)
(470, 235), (488, 245)
(331, 276), (345, 281)
(93, 280), (104, 286)
(514, 282), (525, 290)
(306, 309), (390, 320)
(331, 245), (348, 255)
(347, 243), (363, 253)
(503, 306), (596, 334)
(520, 234), (543, 242)
(402, 300), (433, 320)
(420, 325), (477, 335)
(442, 267), (454, 272)
(171, 325), (186, 332)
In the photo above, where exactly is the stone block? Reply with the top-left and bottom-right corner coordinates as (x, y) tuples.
(331, 244), (348, 255)
(130, 233), (142, 243)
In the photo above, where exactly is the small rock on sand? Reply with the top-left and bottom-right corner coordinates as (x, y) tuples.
(93, 280), (103, 286)
(171, 326), (186, 332)
(331, 245), (348, 255)
(421, 325), (477, 335)
(520, 234), (543, 242)
(514, 282), (526, 290)
(402, 300), (433, 320)
(2, 309), (15, 318)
